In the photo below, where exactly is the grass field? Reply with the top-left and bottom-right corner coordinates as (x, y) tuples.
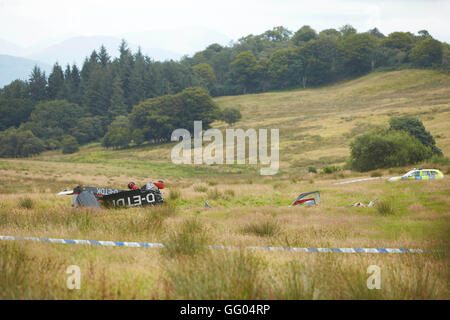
(0, 69), (449, 299)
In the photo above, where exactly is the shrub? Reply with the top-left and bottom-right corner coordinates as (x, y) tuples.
(349, 129), (433, 172)
(102, 127), (131, 149)
(221, 107), (242, 126)
(0, 128), (45, 158)
(308, 166), (317, 173)
(371, 171), (382, 177)
(322, 165), (339, 174)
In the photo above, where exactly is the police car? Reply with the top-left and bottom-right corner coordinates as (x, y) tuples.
(388, 168), (444, 182)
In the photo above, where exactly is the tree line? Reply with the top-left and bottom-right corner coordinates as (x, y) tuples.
(0, 25), (449, 157)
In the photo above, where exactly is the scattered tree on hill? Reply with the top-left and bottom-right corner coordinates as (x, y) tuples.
(349, 128), (434, 172)
(389, 117), (442, 156)
(129, 87), (219, 142)
(221, 107), (242, 126)
(0, 127), (44, 158)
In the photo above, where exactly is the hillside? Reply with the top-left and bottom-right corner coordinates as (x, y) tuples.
(36, 69), (450, 178)
(0, 69), (449, 299)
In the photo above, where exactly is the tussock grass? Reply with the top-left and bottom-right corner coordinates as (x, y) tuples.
(162, 250), (265, 299)
(0, 242), (64, 299)
(18, 197), (34, 209)
(162, 217), (209, 257)
(376, 199), (395, 216)
(224, 189), (235, 198)
(193, 184), (208, 193)
(241, 219), (280, 237)
(207, 188), (222, 200)
(169, 189), (181, 201)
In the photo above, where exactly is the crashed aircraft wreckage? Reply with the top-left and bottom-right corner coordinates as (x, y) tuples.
(290, 191), (320, 207)
(57, 181), (165, 209)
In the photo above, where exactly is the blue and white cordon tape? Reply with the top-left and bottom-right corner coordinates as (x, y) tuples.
(0, 235), (431, 253)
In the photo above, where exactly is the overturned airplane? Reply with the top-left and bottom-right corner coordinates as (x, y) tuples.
(57, 181), (165, 209)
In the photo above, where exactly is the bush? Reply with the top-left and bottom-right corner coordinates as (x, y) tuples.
(0, 127), (45, 158)
(322, 165), (339, 174)
(61, 135), (79, 154)
(371, 171), (382, 177)
(102, 127), (131, 149)
(349, 129), (433, 172)
(221, 107), (242, 125)
(308, 166), (317, 173)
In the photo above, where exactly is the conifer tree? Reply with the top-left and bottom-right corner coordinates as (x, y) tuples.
(108, 76), (127, 120)
(28, 66), (48, 102)
(47, 63), (65, 100)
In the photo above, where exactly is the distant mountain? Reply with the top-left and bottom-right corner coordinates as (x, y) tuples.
(122, 26), (233, 56)
(0, 39), (25, 57)
(26, 35), (183, 66)
(0, 54), (51, 88)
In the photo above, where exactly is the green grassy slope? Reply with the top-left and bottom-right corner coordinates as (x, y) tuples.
(35, 69), (450, 177)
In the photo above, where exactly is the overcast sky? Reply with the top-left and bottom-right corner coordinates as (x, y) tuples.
(1, 0), (449, 47)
